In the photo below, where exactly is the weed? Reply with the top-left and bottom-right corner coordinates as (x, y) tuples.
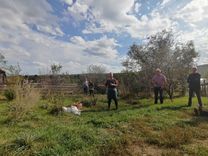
(160, 127), (193, 148)
(4, 89), (16, 101)
(7, 82), (40, 122)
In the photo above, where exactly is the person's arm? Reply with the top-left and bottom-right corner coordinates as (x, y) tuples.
(187, 75), (190, 83)
(110, 79), (118, 87)
(152, 76), (156, 86)
(105, 80), (108, 87)
(198, 74), (201, 84)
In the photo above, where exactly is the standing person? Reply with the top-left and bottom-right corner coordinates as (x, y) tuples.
(105, 72), (118, 110)
(83, 78), (89, 95)
(187, 66), (203, 109)
(89, 80), (94, 97)
(152, 68), (167, 104)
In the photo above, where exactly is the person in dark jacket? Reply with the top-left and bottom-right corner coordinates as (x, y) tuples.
(89, 80), (94, 97)
(187, 66), (203, 108)
(105, 72), (118, 110)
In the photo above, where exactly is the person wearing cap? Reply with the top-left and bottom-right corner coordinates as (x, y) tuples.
(187, 66), (203, 108)
(152, 68), (167, 104)
(105, 72), (118, 110)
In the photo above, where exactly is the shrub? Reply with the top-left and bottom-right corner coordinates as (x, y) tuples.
(49, 106), (63, 116)
(7, 83), (40, 122)
(4, 89), (16, 101)
(46, 91), (65, 116)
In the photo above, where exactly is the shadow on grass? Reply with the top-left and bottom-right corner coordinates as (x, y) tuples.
(82, 109), (109, 113)
(82, 103), (153, 113)
(156, 105), (188, 111)
(177, 117), (208, 128)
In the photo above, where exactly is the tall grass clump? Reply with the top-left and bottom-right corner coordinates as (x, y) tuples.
(46, 91), (65, 115)
(4, 89), (16, 101)
(7, 81), (40, 122)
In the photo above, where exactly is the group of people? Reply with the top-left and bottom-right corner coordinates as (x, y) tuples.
(152, 66), (203, 110)
(83, 66), (203, 111)
(83, 79), (95, 97)
(83, 73), (119, 110)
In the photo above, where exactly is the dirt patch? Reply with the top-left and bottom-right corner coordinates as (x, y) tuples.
(127, 143), (163, 156)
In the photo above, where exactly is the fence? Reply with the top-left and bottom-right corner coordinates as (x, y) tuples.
(0, 83), (81, 96)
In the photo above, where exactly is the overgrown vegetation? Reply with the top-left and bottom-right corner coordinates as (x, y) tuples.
(0, 95), (208, 155)
(4, 89), (16, 101)
(5, 81), (40, 122)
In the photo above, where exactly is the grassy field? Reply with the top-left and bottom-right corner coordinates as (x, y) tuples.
(0, 95), (208, 156)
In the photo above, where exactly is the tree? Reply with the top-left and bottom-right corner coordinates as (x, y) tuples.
(50, 64), (62, 75)
(0, 53), (21, 75)
(84, 64), (107, 94)
(123, 30), (198, 97)
(87, 64), (107, 74)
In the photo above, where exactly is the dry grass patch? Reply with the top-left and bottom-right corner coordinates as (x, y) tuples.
(6, 83), (40, 122)
(159, 127), (193, 148)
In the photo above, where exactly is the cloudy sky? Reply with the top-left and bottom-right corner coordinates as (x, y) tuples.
(0, 0), (208, 74)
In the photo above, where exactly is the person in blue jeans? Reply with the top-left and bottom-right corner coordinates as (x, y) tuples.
(105, 72), (118, 110)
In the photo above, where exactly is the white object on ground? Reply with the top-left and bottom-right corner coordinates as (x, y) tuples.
(62, 106), (81, 115)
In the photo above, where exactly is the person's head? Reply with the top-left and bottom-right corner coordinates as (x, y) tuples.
(155, 68), (161, 75)
(108, 72), (113, 79)
(192, 66), (197, 73)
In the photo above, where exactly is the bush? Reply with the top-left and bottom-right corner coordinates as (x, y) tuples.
(7, 83), (40, 122)
(4, 89), (16, 101)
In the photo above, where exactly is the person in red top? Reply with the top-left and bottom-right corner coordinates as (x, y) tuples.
(105, 72), (118, 110)
(152, 68), (167, 104)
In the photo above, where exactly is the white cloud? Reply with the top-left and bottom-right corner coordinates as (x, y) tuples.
(67, 1), (89, 21)
(70, 36), (119, 58)
(64, 0), (73, 5)
(65, 0), (175, 39)
(161, 0), (172, 7)
(134, 2), (141, 13)
(66, 0), (139, 35)
(175, 0), (208, 24)
(0, 0), (122, 74)
(37, 25), (64, 36)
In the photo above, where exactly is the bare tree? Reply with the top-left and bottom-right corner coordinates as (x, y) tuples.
(0, 53), (22, 75)
(50, 64), (62, 75)
(87, 64), (107, 74)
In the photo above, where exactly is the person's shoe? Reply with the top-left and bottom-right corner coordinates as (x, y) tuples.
(198, 105), (202, 113)
(194, 108), (199, 116)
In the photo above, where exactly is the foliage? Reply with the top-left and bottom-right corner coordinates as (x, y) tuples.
(123, 30), (198, 96)
(0, 53), (22, 75)
(4, 89), (16, 101)
(7, 82), (40, 122)
(46, 91), (65, 115)
(50, 63), (62, 75)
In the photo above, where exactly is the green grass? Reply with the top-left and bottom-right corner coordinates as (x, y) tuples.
(0, 95), (208, 155)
